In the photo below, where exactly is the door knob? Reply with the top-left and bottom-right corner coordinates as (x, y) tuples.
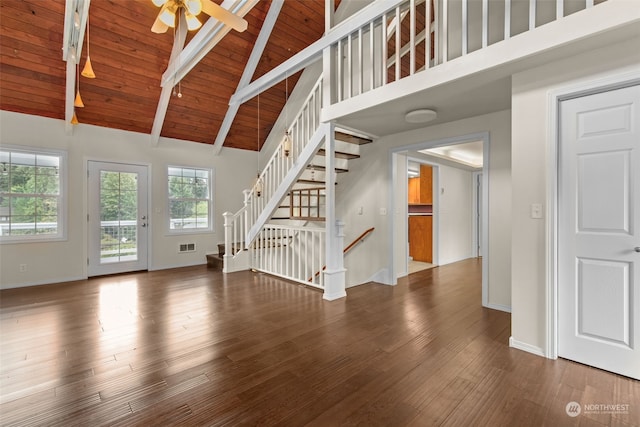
(141, 215), (146, 220)
(141, 223), (147, 228)
(635, 247), (640, 253)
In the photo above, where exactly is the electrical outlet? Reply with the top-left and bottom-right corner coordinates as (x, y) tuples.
(19, 264), (27, 272)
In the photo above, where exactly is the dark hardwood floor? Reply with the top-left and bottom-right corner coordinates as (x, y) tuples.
(1, 258), (638, 426)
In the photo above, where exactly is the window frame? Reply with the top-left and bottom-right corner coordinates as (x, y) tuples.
(0, 144), (67, 244)
(166, 165), (214, 234)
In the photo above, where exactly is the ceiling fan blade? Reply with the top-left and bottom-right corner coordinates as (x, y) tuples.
(201, 0), (248, 32)
(151, 14), (170, 33)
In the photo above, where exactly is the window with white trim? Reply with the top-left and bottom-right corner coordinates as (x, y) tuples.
(0, 147), (66, 242)
(168, 166), (212, 232)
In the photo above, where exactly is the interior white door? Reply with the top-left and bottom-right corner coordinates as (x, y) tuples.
(88, 161), (149, 276)
(558, 84), (640, 379)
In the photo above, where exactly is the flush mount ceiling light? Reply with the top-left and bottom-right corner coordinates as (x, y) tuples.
(405, 109), (437, 124)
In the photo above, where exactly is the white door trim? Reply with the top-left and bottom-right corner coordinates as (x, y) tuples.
(546, 70), (640, 360)
(472, 171), (482, 258)
(389, 132), (492, 309)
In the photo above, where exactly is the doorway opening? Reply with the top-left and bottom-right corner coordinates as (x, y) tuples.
(390, 132), (489, 307)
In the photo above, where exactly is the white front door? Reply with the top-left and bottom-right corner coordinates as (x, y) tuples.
(558, 84), (640, 379)
(88, 161), (149, 276)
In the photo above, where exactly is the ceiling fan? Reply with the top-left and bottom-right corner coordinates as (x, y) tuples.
(151, 0), (248, 34)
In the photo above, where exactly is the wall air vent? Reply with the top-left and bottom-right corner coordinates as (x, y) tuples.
(179, 243), (196, 253)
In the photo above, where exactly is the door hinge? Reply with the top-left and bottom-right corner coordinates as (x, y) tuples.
(87, 214), (89, 222)
(87, 258), (89, 266)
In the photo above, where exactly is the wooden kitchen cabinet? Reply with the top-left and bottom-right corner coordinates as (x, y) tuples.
(408, 177), (420, 204)
(409, 215), (432, 263)
(408, 165), (433, 204)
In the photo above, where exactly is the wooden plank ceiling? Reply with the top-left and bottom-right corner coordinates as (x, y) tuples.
(0, 0), (330, 151)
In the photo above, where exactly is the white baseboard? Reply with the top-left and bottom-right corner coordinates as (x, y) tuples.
(367, 268), (390, 285)
(509, 336), (545, 357)
(148, 260), (207, 271)
(484, 302), (512, 313)
(0, 275), (86, 290)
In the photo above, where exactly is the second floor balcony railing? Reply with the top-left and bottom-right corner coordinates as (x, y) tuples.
(327, 0), (606, 104)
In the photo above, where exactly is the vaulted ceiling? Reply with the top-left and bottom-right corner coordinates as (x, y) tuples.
(0, 0), (332, 151)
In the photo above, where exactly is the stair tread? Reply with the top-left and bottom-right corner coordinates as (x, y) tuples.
(296, 179), (337, 185)
(335, 131), (373, 145)
(316, 149), (361, 160)
(307, 165), (348, 173)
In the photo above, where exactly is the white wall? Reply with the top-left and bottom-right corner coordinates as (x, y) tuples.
(0, 112), (255, 289)
(336, 109), (511, 310)
(436, 163), (474, 265)
(511, 37), (640, 354)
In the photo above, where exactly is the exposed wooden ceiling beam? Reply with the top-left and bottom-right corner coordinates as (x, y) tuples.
(63, 0), (90, 134)
(161, 0), (258, 88)
(150, 12), (188, 146)
(150, 0), (258, 145)
(212, 0), (284, 156)
(229, 0), (404, 107)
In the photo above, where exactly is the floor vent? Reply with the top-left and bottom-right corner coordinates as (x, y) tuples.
(179, 243), (196, 253)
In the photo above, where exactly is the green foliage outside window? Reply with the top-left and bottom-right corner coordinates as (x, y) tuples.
(0, 150), (61, 237)
(168, 166), (210, 230)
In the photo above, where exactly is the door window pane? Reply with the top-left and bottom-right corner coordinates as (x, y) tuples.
(100, 171), (138, 263)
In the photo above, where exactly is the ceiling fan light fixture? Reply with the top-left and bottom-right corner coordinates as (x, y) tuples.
(185, 12), (202, 31)
(186, 0), (202, 16)
(71, 111), (79, 125)
(159, 4), (177, 28)
(152, 0), (168, 7)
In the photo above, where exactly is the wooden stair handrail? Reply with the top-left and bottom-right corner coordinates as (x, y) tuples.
(308, 227), (375, 282)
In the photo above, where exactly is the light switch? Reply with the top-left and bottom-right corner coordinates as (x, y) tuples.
(358, 206), (363, 215)
(530, 203), (543, 219)
(380, 208), (387, 216)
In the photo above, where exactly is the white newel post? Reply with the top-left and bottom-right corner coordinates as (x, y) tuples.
(222, 211), (233, 273)
(323, 122), (347, 300)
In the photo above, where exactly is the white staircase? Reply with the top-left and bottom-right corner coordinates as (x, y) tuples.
(221, 76), (372, 296)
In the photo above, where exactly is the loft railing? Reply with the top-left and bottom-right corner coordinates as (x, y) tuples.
(253, 224), (326, 289)
(328, 0), (603, 104)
